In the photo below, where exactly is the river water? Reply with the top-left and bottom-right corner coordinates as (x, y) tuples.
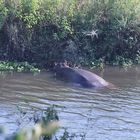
(0, 66), (140, 140)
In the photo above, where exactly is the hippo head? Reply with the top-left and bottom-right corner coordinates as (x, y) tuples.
(53, 60), (69, 72)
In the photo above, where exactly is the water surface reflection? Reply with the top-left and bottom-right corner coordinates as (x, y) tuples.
(0, 66), (140, 140)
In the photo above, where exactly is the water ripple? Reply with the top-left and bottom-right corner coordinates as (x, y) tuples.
(0, 67), (140, 139)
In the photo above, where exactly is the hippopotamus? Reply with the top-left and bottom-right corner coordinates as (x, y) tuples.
(53, 64), (115, 89)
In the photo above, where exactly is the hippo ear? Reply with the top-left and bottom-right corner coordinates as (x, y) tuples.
(54, 62), (57, 66)
(52, 62), (57, 71)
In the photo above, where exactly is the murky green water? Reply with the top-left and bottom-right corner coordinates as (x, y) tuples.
(0, 66), (140, 140)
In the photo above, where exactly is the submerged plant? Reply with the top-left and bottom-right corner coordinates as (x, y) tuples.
(11, 121), (59, 140)
(6, 106), (59, 140)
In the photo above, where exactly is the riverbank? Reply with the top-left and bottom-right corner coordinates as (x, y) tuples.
(0, 60), (137, 76)
(0, 0), (140, 68)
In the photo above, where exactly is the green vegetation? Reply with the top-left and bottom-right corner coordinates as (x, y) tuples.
(0, 61), (40, 73)
(0, 0), (140, 68)
(4, 106), (59, 140)
(2, 106), (85, 140)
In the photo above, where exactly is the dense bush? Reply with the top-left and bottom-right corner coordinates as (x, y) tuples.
(0, 0), (140, 67)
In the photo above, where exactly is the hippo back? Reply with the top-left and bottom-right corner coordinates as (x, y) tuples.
(54, 65), (112, 88)
(73, 68), (109, 87)
(54, 67), (96, 87)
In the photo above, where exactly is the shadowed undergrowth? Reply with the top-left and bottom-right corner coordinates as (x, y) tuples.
(0, 0), (140, 68)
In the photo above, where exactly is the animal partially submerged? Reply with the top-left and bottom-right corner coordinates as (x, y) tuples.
(53, 62), (115, 89)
